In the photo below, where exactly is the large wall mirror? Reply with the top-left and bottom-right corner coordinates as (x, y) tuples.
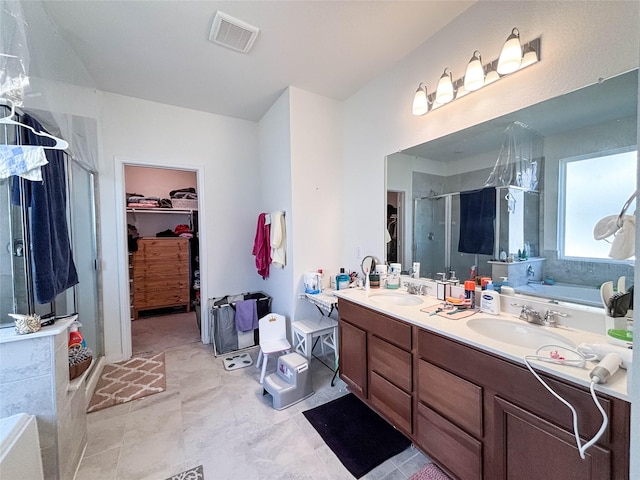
(386, 69), (638, 308)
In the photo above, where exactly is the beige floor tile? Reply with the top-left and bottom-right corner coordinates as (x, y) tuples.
(78, 313), (415, 480)
(75, 445), (120, 480)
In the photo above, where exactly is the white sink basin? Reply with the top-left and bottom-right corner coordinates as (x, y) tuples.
(369, 293), (424, 306)
(466, 317), (575, 349)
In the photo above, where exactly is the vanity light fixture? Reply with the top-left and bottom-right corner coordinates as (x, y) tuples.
(411, 27), (540, 116)
(497, 28), (523, 74)
(435, 68), (455, 104)
(464, 51), (485, 92)
(412, 83), (429, 116)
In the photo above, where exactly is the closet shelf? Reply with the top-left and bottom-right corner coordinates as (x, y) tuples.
(126, 207), (197, 214)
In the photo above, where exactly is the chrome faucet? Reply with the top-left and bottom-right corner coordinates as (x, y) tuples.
(405, 282), (421, 295)
(512, 304), (543, 325)
(543, 309), (568, 327)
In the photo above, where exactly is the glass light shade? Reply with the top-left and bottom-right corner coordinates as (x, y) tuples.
(464, 51), (484, 92)
(484, 69), (500, 85)
(520, 48), (538, 69)
(435, 69), (454, 104)
(412, 84), (428, 115)
(497, 28), (522, 75)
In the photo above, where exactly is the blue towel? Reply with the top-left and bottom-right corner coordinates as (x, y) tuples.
(235, 299), (258, 332)
(458, 187), (496, 255)
(12, 114), (79, 303)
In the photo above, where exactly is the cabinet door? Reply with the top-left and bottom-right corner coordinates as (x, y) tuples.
(338, 320), (367, 398)
(493, 396), (611, 480)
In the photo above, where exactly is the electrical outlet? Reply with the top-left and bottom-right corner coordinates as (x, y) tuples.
(356, 246), (362, 258)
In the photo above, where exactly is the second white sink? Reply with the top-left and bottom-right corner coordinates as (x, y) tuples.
(369, 293), (424, 306)
(466, 317), (576, 349)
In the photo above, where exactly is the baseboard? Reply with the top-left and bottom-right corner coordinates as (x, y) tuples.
(83, 356), (105, 409)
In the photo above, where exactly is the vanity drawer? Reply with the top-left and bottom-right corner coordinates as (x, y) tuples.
(339, 299), (411, 349)
(417, 359), (483, 438)
(416, 403), (482, 480)
(370, 371), (412, 434)
(369, 334), (412, 392)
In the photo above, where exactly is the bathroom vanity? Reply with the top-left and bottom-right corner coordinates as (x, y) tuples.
(337, 289), (630, 480)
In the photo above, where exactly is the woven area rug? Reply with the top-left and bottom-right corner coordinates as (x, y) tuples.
(165, 464), (204, 480)
(303, 393), (411, 478)
(87, 352), (166, 413)
(222, 352), (253, 371)
(409, 463), (451, 480)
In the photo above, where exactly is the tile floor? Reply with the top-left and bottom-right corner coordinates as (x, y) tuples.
(75, 312), (431, 480)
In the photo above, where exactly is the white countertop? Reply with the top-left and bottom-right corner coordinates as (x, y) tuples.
(333, 288), (630, 402)
(0, 315), (77, 344)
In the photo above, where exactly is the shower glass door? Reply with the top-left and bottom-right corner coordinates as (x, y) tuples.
(67, 159), (103, 358)
(414, 196), (448, 279)
(0, 178), (27, 327)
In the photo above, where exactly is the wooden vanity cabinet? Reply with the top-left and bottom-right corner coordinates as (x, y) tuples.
(417, 328), (630, 480)
(338, 299), (631, 480)
(338, 299), (413, 435)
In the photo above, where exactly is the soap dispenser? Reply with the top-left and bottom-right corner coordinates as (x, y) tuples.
(500, 277), (515, 296)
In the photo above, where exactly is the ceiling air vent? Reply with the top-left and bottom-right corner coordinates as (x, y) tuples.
(209, 11), (259, 54)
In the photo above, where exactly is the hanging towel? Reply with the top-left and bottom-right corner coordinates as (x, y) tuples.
(13, 114), (79, 303)
(0, 145), (48, 180)
(252, 212), (271, 278)
(458, 187), (496, 255)
(270, 210), (286, 268)
(235, 299), (258, 332)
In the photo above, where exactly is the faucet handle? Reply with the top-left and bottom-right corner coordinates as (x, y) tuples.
(543, 309), (568, 327)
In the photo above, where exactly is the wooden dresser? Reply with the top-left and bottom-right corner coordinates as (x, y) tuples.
(131, 238), (190, 319)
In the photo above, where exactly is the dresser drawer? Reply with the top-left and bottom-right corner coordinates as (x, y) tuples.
(418, 359), (483, 438)
(370, 371), (412, 434)
(369, 334), (412, 392)
(416, 403), (482, 480)
(339, 299), (411, 349)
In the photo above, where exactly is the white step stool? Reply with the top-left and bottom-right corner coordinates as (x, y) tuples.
(263, 352), (314, 410)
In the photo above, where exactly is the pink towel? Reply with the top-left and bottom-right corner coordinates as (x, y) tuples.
(252, 213), (271, 279)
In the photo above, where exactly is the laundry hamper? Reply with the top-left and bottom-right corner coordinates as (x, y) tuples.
(208, 291), (271, 356)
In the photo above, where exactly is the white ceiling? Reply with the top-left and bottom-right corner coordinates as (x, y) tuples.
(37, 1), (474, 121)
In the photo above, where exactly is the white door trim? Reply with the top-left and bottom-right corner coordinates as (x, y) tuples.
(114, 156), (208, 359)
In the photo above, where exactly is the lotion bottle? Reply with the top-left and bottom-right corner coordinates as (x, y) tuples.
(480, 290), (501, 315)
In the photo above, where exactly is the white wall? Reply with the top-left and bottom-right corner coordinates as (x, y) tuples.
(100, 92), (262, 361)
(124, 165), (197, 199)
(257, 90), (294, 317)
(258, 87), (343, 322)
(289, 87), (343, 319)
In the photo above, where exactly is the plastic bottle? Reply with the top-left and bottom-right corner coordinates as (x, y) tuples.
(69, 321), (86, 348)
(500, 277), (515, 296)
(464, 280), (476, 309)
(480, 289), (501, 315)
(336, 268), (350, 291)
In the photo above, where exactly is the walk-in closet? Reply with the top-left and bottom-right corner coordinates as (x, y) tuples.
(124, 165), (202, 355)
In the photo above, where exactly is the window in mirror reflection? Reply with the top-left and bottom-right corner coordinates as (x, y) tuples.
(560, 148), (637, 260)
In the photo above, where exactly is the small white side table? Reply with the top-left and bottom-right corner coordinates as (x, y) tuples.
(292, 317), (338, 361)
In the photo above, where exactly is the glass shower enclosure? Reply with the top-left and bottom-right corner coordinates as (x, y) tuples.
(0, 157), (103, 360)
(414, 186), (539, 281)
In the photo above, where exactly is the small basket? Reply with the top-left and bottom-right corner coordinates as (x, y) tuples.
(69, 357), (92, 380)
(171, 198), (198, 210)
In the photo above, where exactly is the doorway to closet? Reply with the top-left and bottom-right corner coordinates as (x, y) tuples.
(124, 165), (202, 356)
